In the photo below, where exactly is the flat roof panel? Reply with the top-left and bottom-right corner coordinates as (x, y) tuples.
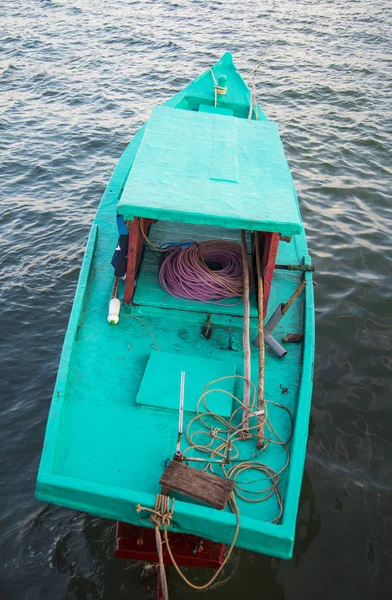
(118, 107), (302, 235)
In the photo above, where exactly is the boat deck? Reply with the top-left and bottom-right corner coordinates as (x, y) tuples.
(37, 212), (313, 558)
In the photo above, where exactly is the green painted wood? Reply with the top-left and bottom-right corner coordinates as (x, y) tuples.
(199, 103), (234, 116)
(164, 52), (268, 122)
(36, 53), (315, 560)
(136, 350), (237, 416)
(118, 106), (303, 235)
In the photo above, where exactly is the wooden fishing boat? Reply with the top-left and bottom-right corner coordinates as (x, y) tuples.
(36, 53), (315, 577)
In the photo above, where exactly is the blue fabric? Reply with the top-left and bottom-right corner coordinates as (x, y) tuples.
(116, 214), (128, 235)
(111, 234), (128, 278)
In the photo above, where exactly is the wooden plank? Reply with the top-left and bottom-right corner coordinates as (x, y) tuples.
(123, 218), (141, 304)
(136, 351), (236, 416)
(254, 231), (265, 449)
(115, 522), (227, 568)
(123, 218), (156, 304)
(159, 461), (234, 510)
(117, 106), (303, 236)
(259, 232), (280, 317)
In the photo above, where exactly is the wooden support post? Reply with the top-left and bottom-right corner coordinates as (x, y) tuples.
(259, 232), (280, 318)
(123, 218), (142, 305)
(123, 217), (157, 305)
(254, 232), (265, 449)
(240, 230), (251, 439)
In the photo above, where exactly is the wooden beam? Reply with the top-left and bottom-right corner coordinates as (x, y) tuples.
(123, 217), (158, 305)
(159, 461), (234, 510)
(240, 230), (251, 439)
(254, 231), (265, 449)
(259, 232), (279, 318)
(123, 218), (142, 305)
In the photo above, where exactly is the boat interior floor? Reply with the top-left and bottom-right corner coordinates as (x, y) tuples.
(52, 220), (306, 524)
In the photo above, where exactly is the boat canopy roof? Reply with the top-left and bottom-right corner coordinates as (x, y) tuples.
(117, 106), (303, 235)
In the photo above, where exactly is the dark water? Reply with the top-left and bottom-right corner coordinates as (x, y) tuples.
(1, 0), (391, 598)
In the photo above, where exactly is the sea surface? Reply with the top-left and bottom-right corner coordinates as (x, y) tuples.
(1, 0), (391, 598)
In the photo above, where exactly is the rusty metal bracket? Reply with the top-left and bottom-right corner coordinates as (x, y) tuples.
(275, 264), (315, 272)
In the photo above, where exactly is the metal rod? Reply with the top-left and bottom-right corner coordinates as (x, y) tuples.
(265, 333), (287, 358)
(175, 371), (186, 458)
(184, 457), (228, 465)
(185, 455), (254, 465)
(265, 304), (285, 332)
(275, 264), (315, 272)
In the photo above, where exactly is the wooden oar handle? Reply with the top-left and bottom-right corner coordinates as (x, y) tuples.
(281, 281), (306, 316)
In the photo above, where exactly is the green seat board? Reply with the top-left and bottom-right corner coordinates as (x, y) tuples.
(117, 106), (303, 235)
(199, 103), (234, 116)
(136, 350), (237, 417)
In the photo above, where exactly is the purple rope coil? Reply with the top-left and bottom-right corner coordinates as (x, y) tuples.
(159, 240), (249, 303)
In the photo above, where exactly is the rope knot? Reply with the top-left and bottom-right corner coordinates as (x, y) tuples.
(210, 427), (220, 440)
(136, 494), (175, 530)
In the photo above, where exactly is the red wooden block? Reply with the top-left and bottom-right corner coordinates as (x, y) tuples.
(123, 218), (142, 304)
(259, 232), (279, 317)
(123, 218), (156, 304)
(115, 522), (226, 568)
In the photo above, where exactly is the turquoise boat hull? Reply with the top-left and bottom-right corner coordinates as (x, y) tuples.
(36, 53), (315, 560)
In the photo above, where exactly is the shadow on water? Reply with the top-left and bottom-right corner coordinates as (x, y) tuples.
(292, 469), (321, 570)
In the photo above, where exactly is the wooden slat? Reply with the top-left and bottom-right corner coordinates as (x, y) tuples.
(159, 461), (234, 510)
(123, 217), (156, 304)
(259, 231), (280, 317)
(123, 218), (141, 304)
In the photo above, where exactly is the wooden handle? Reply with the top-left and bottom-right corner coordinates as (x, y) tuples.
(254, 232), (265, 450)
(240, 230), (251, 439)
(281, 281), (306, 316)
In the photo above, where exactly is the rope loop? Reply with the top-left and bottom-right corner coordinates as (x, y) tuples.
(137, 494), (175, 529)
(211, 427), (220, 439)
(136, 492), (240, 597)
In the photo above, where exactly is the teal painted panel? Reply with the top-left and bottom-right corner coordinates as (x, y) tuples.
(165, 53), (252, 116)
(136, 350), (237, 417)
(199, 103), (234, 116)
(117, 106), (303, 235)
(210, 116), (238, 183)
